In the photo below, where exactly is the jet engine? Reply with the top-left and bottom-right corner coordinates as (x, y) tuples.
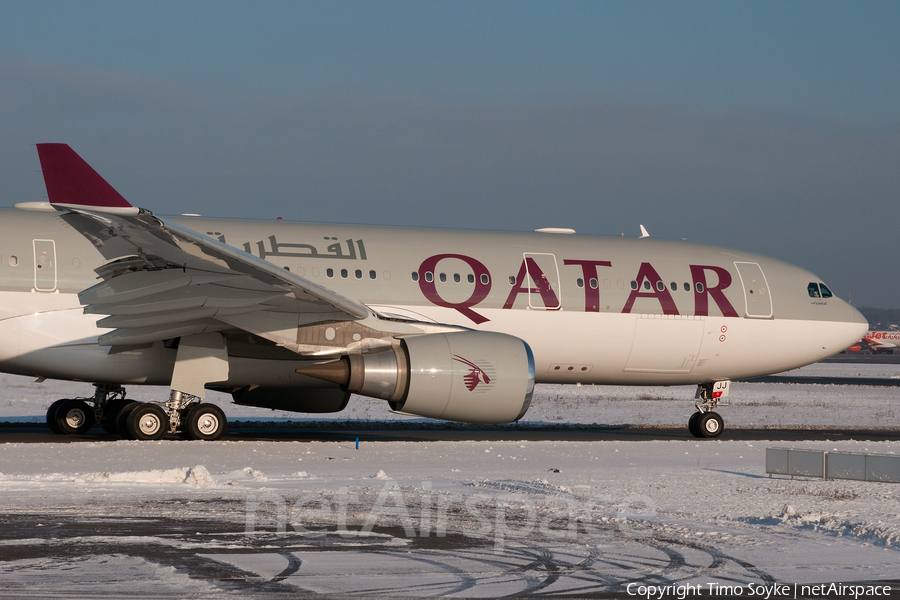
(297, 331), (535, 423)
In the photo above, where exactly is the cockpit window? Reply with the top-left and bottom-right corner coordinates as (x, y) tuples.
(807, 282), (834, 299)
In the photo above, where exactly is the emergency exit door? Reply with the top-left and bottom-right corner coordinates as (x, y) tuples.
(734, 261), (772, 318)
(523, 253), (561, 309)
(33, 239), (57, 292)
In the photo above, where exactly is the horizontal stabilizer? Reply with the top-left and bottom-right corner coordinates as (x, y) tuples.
(36, 143), (138, 215)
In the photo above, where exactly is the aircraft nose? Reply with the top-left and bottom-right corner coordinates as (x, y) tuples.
(843, 301), (870, 341)
(850, 304), (868, 327)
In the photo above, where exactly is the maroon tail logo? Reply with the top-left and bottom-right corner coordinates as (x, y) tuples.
(452, 355), (492, 391)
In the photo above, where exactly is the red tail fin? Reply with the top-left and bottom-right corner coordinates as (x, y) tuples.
(36, 143), (137, 214)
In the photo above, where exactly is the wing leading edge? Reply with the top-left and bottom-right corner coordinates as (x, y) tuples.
(37, 143), (370, 350)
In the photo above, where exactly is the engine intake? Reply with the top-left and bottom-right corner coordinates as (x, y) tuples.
(297, 331), (535, 423)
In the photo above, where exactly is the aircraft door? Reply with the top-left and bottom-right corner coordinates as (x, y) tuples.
(523, 253), (561, 310)
(734, 262), (772, 318)
(33, 239), (57, 292)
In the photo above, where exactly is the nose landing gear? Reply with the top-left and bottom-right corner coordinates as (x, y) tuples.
(689, 381), (729, 438)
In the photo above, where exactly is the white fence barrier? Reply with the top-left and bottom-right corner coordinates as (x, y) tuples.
(766, 448), (900, 483)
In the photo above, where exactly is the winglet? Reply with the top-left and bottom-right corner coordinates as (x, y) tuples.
(36, 143), (139, 215)
(639, 224), (650, 238)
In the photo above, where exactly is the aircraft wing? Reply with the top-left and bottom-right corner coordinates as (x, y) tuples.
(38, 144), (370, 349)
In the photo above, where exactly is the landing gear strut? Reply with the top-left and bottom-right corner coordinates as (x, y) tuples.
(165, 390), (227, 441)
(45, 384), (227, 441)
(689, 381), (730, 438)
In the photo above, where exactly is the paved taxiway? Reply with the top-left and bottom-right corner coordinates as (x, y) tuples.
(2, 421), (900, 443)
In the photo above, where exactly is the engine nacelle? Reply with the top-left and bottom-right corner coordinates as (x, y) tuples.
(297, 331), (535, 423)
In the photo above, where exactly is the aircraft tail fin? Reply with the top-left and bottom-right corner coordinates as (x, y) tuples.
(36, 143), (139, 215)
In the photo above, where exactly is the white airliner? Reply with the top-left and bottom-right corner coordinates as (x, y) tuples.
(0, 144), (867, 440)
(860, 327), (900, 354)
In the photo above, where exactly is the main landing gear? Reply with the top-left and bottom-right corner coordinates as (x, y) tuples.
(45, 384), (227, 441)
(688, 381), (729, 438)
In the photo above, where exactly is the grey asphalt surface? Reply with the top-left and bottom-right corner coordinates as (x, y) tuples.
(1, 420), (898, 443)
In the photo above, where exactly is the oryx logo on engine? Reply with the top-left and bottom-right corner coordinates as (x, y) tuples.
(452, 355), (494, 392)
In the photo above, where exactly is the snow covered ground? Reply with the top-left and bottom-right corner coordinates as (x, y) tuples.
(0, 362), (899, 598)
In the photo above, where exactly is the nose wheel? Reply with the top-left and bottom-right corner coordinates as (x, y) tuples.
(689, 410), (724, 438)
(689, 381), (729, 438)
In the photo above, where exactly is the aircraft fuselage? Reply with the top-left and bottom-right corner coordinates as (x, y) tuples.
(0, 207), (867, 389)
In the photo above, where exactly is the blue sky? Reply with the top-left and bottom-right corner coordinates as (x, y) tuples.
(1, 1), (898, 307)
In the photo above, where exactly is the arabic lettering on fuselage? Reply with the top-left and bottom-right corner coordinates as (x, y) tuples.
(239, 235), (368, 261)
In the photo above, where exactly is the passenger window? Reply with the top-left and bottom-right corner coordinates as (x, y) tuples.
(695, 282), (705, 293)
(453, 273), (460, 283)
(684, 282), (690, 292)
(820, 283), (833, 298)
(355, 269), (362, 279)
(340, 269), (348, 278)
(425, 272), (433, 283)
(411, 272), (419, 282)
(643, 281), (651, 291)
(655, 281), (664, 292)
(630, 280), (638, 290)
(807, 282), (821, 298)
(480, 274), (489, 285)
(326, 268), (334, 278)
(509, 275), (516, 285)
(439, 273), (447, 282)
(576, 278), (584, 288)
(467, 274), (474, 284)
(369, 270), (376, 280)
(590, 278), (598, 289)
